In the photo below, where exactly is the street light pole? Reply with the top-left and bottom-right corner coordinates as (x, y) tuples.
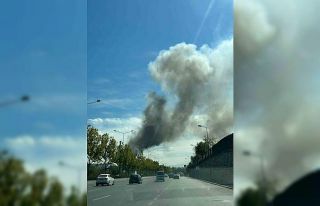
(198, 124), (210, 146)
(87, 99), (101, 104)
(0, 95), (30, 108)
(205, 127), (209, 142)
(113, 130), (135, 145)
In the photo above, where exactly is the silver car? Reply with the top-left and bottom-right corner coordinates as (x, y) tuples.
(156, 171), (165, 182)
(96, 174), (115, 186)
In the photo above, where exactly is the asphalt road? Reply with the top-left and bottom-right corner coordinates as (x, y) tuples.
(87, 176), (233, 206)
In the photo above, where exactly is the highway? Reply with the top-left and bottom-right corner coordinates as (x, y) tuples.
(87, 176), (233, 206)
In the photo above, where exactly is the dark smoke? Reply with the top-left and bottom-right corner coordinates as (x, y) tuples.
(129, 92), (169, 149)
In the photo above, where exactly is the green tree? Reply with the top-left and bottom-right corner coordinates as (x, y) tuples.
(237, 178), (278, 206)
(122, 144), (132, 173)
(30, 169), (48, 205)
(0, 151), (86, 206)
(43, 178), (64, 206)
(66, 186), (83, 206)
(0, 151), (28, 206)
(237, 188), (267, 206)
(87, 126), (102, 166)
(106, 137), (117, 162)
(203, 135), (217, 147)
(80, 193), (87, 206)
(194, 141), (209, 157)
(99, 133), (109, 173)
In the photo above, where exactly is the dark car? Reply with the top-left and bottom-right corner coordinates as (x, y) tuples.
(168, 173), (174, 178)
(129, 174), (142, 184)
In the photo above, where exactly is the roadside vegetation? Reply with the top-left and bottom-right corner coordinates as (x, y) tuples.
(87, 125), (172, 179)
(0, 150), (86, 206)
(186, 135), (217, 169)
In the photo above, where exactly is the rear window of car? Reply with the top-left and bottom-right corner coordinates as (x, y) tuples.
(157, 171), (164, 175)
(99, 174), (109, 177)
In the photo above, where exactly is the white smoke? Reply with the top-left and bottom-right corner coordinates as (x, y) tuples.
(235, 0), (275, 56)
(235, 0), (320, 195)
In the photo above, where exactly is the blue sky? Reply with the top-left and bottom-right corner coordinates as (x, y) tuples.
(88, 0), (233, 166)
(0, 0), (87, 191)
(88, 0), (233, 120)
(0, 0), (86, 137)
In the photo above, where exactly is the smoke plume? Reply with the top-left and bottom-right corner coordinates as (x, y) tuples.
(130, 41), (233, 150)
(235, 0), (320, 194)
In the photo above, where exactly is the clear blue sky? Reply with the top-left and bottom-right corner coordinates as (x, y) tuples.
(88, 0), (233, 119)
(0, 0), (86, 138)
(0, 0), (87, 191)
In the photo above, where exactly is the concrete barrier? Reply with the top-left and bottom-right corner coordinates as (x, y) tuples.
(188, 167), (233, 187)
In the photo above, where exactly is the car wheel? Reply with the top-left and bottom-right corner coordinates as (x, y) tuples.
(96, 183), (99, 186)
(112, 181), (115, 185)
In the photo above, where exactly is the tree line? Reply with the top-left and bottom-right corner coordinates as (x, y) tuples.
(87, 125), (171, 179)
(0, 150), (86, 206)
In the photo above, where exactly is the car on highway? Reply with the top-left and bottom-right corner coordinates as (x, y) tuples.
(168, 173), (174, 178)
(156, 171), (165, 182)
(96, 174), (115, 186)
(164, 173), (169, 178)
(129, 173), (142, 184)
(173, 173), (180, 179)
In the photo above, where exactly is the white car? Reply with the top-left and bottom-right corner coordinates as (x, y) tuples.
(96, 174), (115, 186)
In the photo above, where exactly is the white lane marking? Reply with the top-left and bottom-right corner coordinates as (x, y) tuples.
(93, 195), (111, 201)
